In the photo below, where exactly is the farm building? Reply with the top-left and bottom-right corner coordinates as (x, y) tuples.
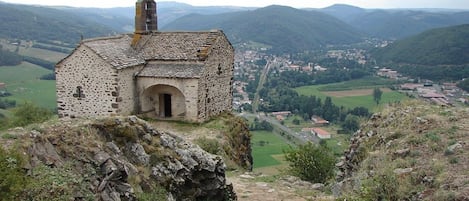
(311, 116), (329, 126)
(312, 128), (331, 139)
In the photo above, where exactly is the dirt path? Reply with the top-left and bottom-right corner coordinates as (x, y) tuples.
(229, 174), (334, 201)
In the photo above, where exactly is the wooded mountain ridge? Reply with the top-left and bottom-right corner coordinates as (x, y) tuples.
(1, 1), (468, 51)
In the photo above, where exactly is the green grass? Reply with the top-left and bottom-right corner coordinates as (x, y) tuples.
(0, 62), (56, 109)
(282, 115), (313, 132)
(19, 47), (67, 63)
(0, 40), (68, 63)
(0, 109), (12, 118)
(324, 134), (350, 156)
(295, 79), (408, 111)
(316, 77), (397, 91)
(251, 130), (290, 168)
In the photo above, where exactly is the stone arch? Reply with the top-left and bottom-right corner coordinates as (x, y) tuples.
(141, 84), (186, 118)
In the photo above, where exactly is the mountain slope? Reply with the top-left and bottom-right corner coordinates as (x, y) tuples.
(156, 1), (253, 27)
(0, 4), (118, 44)
(351, 10), (469, 39)
(320, 4), (366, 23)
(319, 5), (469, 39)
(373, 24), (469, 65)
(164, 5), (363, 53)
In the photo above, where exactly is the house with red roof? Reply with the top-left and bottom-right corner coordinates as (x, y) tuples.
(312, 128), (331, 139)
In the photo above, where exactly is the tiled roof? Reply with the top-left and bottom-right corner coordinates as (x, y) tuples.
(312, 128), (330, 136)
(135, 31), (221, 61)
(81, 31), (224, 69)
(83, 35), (145, 69)
(138, 63), (204, 78)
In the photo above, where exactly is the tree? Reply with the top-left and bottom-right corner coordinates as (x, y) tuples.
(284, 143), (335, 183)
(373, 88), (383, 105)
(292, 118), (300, 125)
(343, 114), (360, 133)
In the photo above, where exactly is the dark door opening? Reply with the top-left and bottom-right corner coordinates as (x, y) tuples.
(163, 94), (172, 117)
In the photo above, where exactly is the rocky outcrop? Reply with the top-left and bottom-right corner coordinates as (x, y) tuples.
(17, 116), (236, 201)
(335, 101), (469, 200)
(223, 116), (253, 171)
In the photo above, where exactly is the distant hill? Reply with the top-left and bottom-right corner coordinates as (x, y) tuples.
(56, 2), (252, 30)
(372, 24), (469, 80)
(320, 4), (366, 23)
(320, 4), (469, 39)
(0, 2), (252, 43)
(156, 1), (253, 27)
(0, 4), (118, 44)
(164, 5), (363, 53)
(55, 7), (135, 32)
(373, 24), (469, 65)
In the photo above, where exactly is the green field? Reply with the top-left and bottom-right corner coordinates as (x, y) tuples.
(316, 77), (396, 91)
(19, 47), (67, 63)
(251, 130), (291, 168)
(295, 79), (408, 111)
(0, 62), (56, 109)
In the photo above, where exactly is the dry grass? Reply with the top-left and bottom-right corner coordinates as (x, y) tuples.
(340, 100), (469, 200)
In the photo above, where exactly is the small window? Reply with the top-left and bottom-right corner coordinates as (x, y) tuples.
(73, 86), (85, 100)
(217, 64), (222, 75)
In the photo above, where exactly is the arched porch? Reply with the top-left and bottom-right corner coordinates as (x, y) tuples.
(141, 84), (186, 119)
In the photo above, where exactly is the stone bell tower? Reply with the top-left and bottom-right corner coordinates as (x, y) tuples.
(135, 0), (157, 34)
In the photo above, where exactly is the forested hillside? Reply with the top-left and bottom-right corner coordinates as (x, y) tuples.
(0, 4), (118, 44)
(373, 24), (469, 65)
(371, 24), (469, 81)
(164, 5), (363, 53)
(321, 4), (469, 39)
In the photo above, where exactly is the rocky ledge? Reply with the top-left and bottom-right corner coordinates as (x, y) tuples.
(5, 116), (236, 201)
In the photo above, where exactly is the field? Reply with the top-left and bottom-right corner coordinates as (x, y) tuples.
(19, 47), (68, 63)
(0, 62), (56, 109)
(1, 40), (68, 63)
(251, 130), (291, 169)
(295, 78), (408, 111)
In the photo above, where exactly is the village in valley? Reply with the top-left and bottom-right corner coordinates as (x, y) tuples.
(232, 46), (469, 149)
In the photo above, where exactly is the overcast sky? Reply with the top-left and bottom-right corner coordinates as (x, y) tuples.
(2, 0), (469, 9)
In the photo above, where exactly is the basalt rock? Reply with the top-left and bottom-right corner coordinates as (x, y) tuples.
(18, 116), (236, 201)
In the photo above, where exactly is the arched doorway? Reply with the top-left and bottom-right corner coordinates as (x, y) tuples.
(141, 84), (186, 119)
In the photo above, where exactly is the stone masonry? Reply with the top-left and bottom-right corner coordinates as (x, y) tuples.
(55, 0), (234, 122)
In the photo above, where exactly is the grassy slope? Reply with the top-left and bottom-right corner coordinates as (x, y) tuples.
(0, 62), (56, 109)
(251, 130), (290, 168)
(295, 79), (408, 111)
(19, 47), (67, 63)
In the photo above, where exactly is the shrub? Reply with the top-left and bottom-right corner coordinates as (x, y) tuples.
(20, 163), (93, 201)
(136, 184), (167, 201)
(284, 142), (335, 183)
(360, 169), (400, 201)
(11, 102), (54, 127)
(195, 137), (221, 155)
(0, 147), (29, 201)
(342, 114), (360, 133)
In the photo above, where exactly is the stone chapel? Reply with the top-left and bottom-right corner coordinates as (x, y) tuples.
(55, 0), (234, 122)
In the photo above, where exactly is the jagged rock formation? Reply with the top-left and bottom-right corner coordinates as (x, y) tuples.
(4, 116), (236, 201)
(219, 115), (253, 170)
(335, 100), (469, 200)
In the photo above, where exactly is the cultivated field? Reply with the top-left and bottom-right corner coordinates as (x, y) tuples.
(323, 88), (391, 97)
(295, 78), (408, 111)
(251, 130), (290, 169)
(19, 47), (68, 63)
(0, 62), (56, 109)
